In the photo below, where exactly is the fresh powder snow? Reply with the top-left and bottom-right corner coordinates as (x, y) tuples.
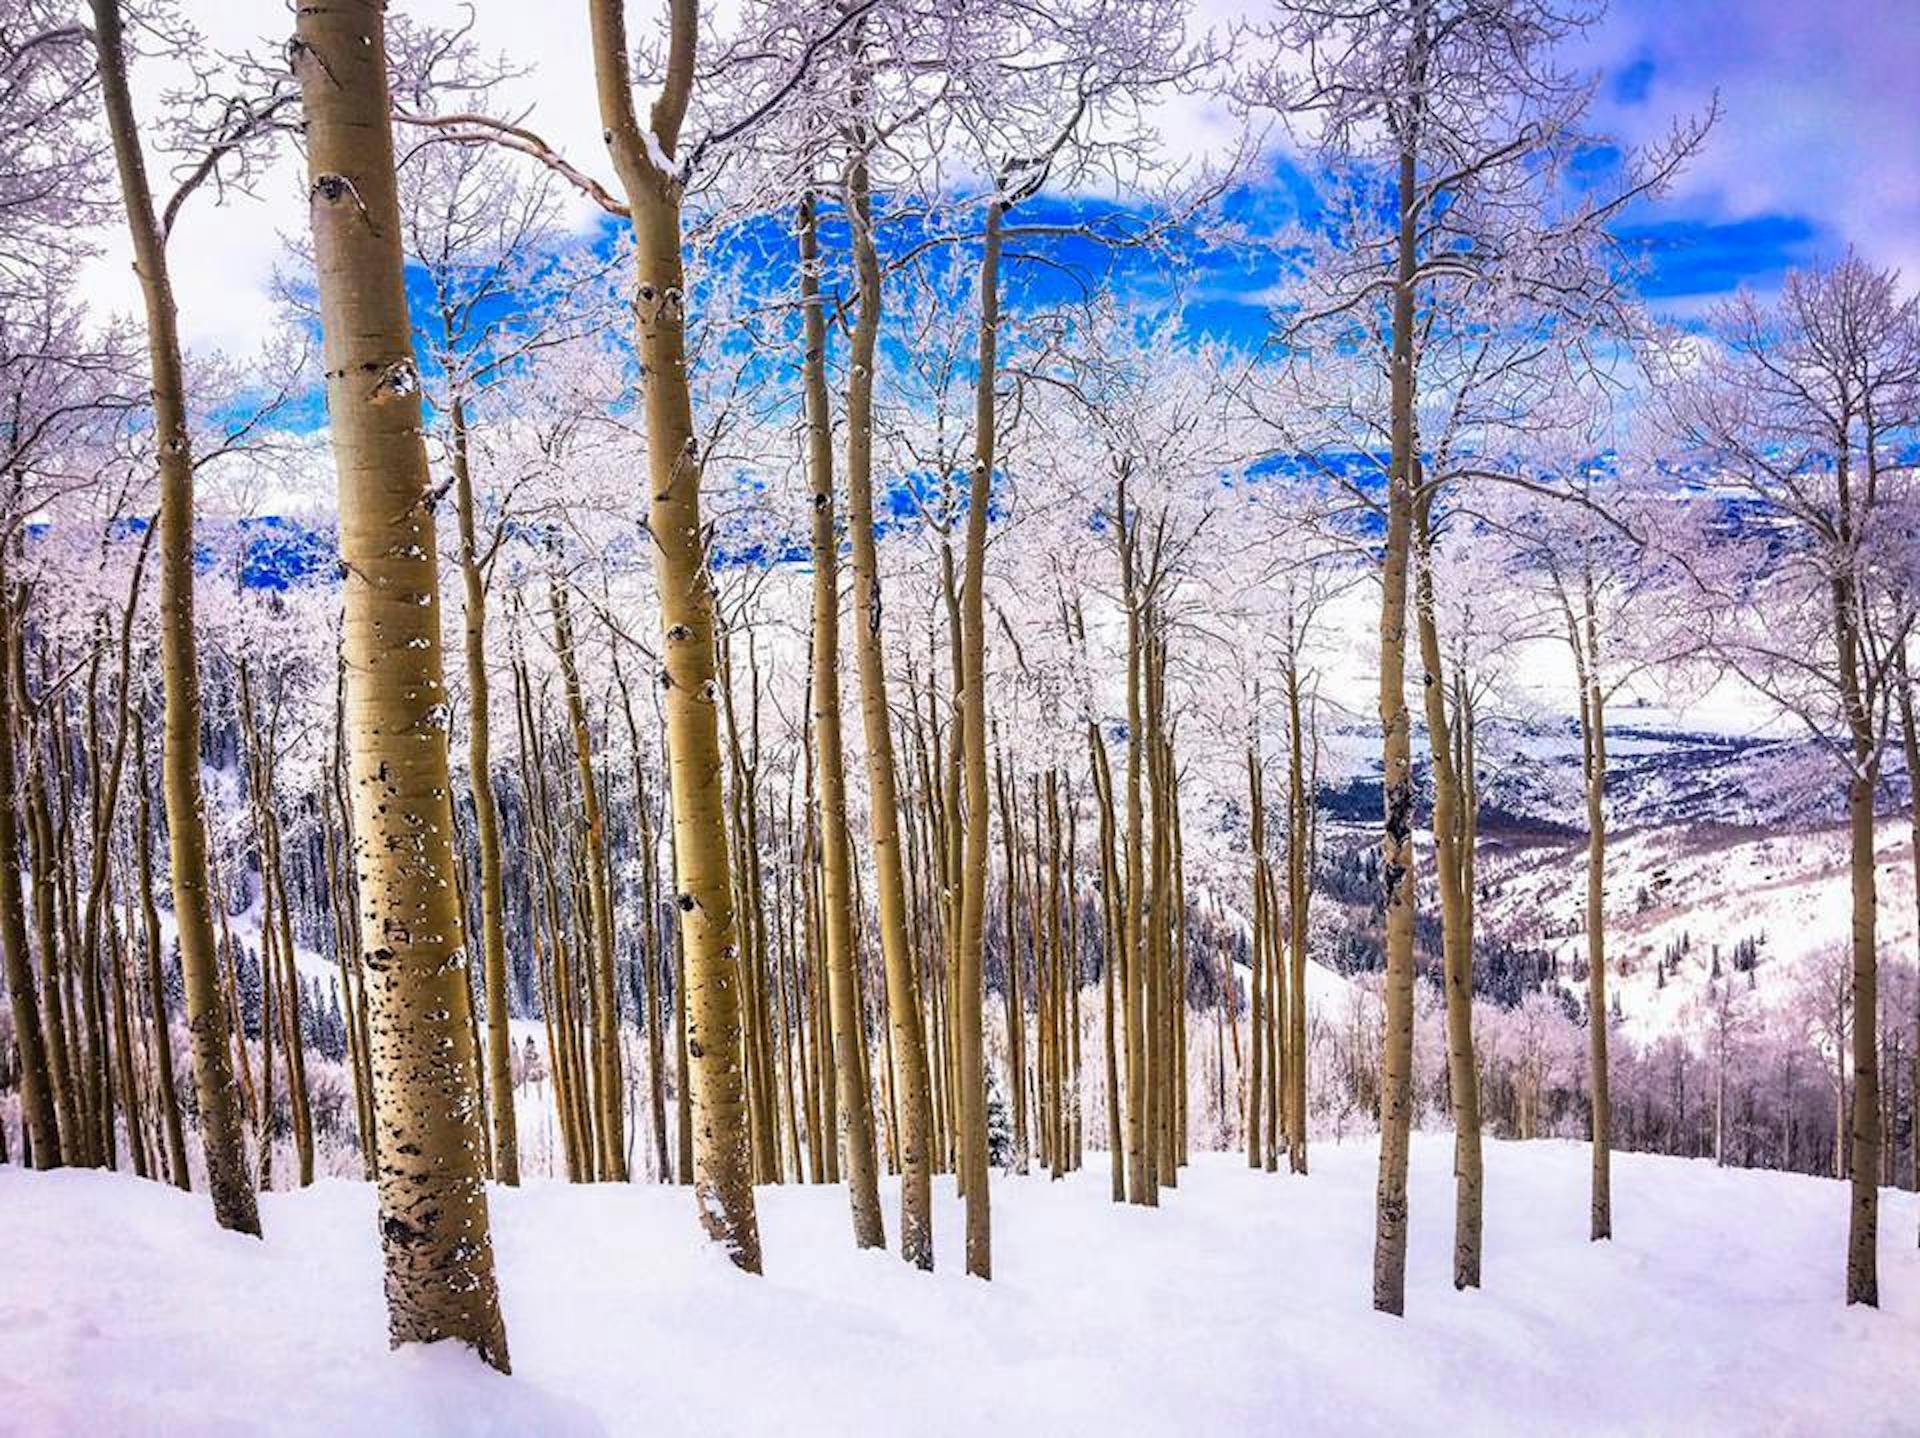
(4, 1137), (1915, 1436)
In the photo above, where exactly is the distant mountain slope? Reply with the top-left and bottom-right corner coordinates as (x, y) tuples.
(1474, 821), (1917, 1042)
(1315, 717), (1884, 835)
(1305, 715), (1920, 1037)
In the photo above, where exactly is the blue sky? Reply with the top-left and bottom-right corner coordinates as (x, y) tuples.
(93, 0), (1916, 367)
(384, 164), (1829, 404)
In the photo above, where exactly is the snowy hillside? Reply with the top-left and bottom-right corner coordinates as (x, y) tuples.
(1296, 707), (1920, 1048)
(6, 1137), (1916, 1436)
(1318, 715), (1894, 836)
(1478, 822), (1918, 1044)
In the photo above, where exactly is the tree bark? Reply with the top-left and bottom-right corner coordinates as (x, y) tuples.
(293, 0), (510, 1367)
(1285, 657), (1310, 1176)
(1413, 501), (1482, 1289)
(613, 653), (674, 1183)
(1372, 135), (1421, 1319)
(1117, 472), (1150, 1204)
(1896, 649), (1920, 1249)
(1840, 598), (1880, 1305)
(1568, 562), (1612, 1239)
(588, 0), (761, 1270)
(449, 396), (519, 1186)
(549, 564), (626, 1181)
(1247, 744), (1266, 1172)
(799, 189), (884, 1248)
(1090, 723), (1125, 1203)
(0, 562), (58, 1167)
(91, 0), (259, 1233)
(133, 707), (189, 1187)
(842, 114), (934, 1267)
(21, 690), (80, 1167)
(955, 199), (1004, 1277)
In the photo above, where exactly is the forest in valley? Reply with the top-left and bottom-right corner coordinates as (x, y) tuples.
(3, 0), (1919, 1432)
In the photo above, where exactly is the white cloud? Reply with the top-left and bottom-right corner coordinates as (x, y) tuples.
(1575, 0), (1920, 291)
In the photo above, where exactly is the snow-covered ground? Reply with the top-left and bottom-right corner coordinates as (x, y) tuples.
(5, 1136), (1916, 1436)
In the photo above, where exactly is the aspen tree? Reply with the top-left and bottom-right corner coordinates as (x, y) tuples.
(105, 889), (147, 1179)
(549, 565), (626, 1181)
(772, 846), (803, 1181)
(89, 0), (259, 1233)
(519, 650), (594, 1180)
(793, 798), (825, 1183)
(904, 746), (947, 1178)
(0, 565), (57, 1166)
(66, 674), (109, 1168)
(740, 651), (783, 1185)
(1246, 742), (1267, 1172)
(451, 398), (519, 1185)
(321, 750), (377, 1178)
(255, 835), (276, 1191)
(207, 843), (256, 1158)
(612, 649), (674, 1183)
(1067, 789), (1085, 1173)
(1898, 648), (1920, 1249)
(912, 700), (957, 1178)
(844, 87), (935, 1259)
(799, 700), (841, 1186)
(78, 540), (149, 1176)
(1088, 717), (1126, 1203)
(952, 196), (1004, 1277)
(931, 624), (969, 1187)
(798, 188), (885, 1247)
(877, 929), (901, 1175)
(938, 564), (970, 1197)
(1266, 831), (1283, 1172)
(292, 0), (509, 1366)
(329, 665), (380, 1172)
(1160, 678), (1178, 1183)
(1212, 892), (1239, 1133)
(1564, 554), (1612, 1238)
(1371, 119), (1421, 1315)
(1170, 749), (1190, 1170)
(18, 648), (80, 1168)
(1041, 774), (1066, 1177)
(586, 0), (760, 1268)
(1658, 257), (1920, 1306)
(1284, 655), (1311, 1177)
(718, 631), (775, 1183)
(525, 759), (585, 1180)
(1146, 652), (1177, 1188)
(565, 823), (602, 1170)
(1413, 498), (1483, 1287)
(994, 745), (1031, 1177)
(1028, 778), (1050, 1172)
(133, 708), (189, 1188)
(1116, 469), (1150, 1203)
(238, 664), (315, 1188)
(723, 678), (759, 1172)
(849, 865), (879, 1170)
(642, 759), (675, 1185)
(274, 812), (315, 1187)
(910, 685), (958, 1179)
